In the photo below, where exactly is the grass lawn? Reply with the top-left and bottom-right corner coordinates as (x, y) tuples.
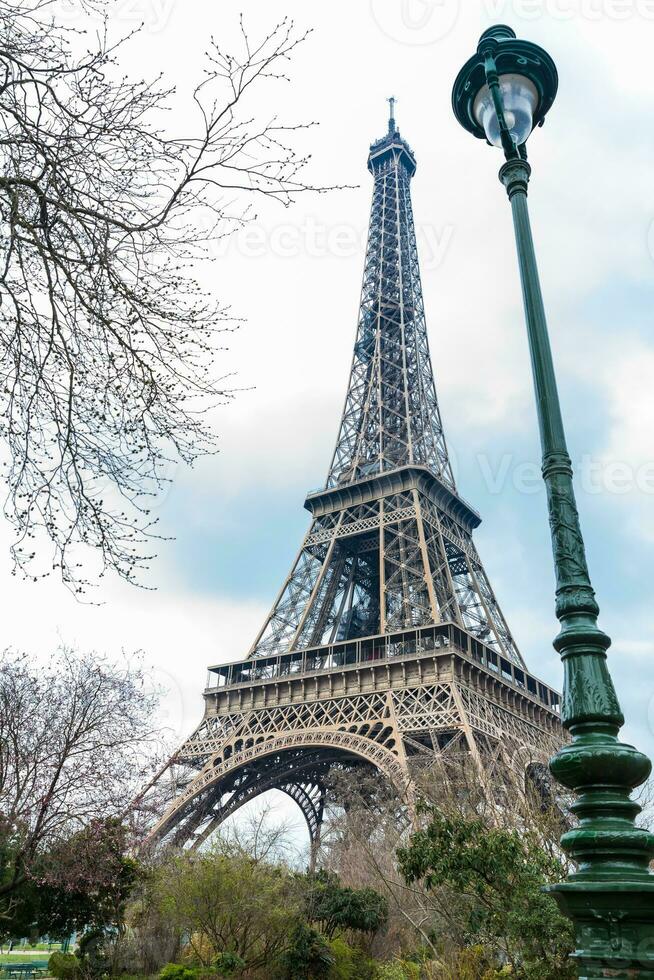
(0, 955), (51, 963)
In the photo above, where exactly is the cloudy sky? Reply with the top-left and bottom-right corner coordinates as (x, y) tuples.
(6, 0), (654, 834)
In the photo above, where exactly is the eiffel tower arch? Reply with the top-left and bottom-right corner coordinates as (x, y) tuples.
(142, 105), (563, 854)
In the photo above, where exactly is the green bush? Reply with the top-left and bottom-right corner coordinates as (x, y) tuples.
(159, 964), (200, 980)
(377, 960), (420, 980)
(160, 960), (238, 980)
(304, 872), (387, 939)
(327, 938), (376, 980)
(398, 808), (575, 978)
(213, 952), (245, 976)
(47, 952), (80, 980)
(276, 924), (333, 978)
(375, 963), (420, 980)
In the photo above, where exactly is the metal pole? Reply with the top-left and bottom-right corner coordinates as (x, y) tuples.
(500, 155), (654, 977)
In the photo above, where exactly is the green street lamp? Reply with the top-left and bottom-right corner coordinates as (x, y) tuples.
(452, 25), (654, 978)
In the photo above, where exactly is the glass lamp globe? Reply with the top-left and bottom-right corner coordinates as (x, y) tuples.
(472, 73), (538, 147)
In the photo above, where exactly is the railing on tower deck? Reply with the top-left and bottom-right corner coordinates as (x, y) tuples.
(305, 464), (478, 513)
(205, 622), (560, 715)
(368, 133), (416, 159)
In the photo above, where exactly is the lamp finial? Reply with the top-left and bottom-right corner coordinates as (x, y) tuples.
(478, 25), (517, 45)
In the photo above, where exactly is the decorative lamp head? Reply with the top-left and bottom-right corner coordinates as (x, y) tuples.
(451, 25), (558, 153)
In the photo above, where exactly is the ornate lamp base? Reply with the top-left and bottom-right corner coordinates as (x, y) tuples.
(549, 882), (654, 977)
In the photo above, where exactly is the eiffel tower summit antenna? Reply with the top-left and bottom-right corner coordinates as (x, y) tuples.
(387, 95), (397, 133)
(140, 110), (563, 856)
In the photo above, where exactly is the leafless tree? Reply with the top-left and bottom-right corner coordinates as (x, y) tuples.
(0, 646), (160, 913)
(319, 771), (440, 963)
(0, 1), (337, 592)
(212, 798), (306, 867)
(318, 759), (574, 967)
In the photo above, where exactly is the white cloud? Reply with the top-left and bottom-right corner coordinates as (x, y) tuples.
(0, 525), (267, 744)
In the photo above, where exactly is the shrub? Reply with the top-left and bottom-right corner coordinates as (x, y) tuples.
(214, 952), (245, 976)
(327, 938), (376, 980)
(275, 924), (333, 978)
(421, 946), (510, 979)
(376, 963), (420, 980)
(47, 952), (80, 980)
(304, 872), (388, 939)
(398, 809), (575, 978)
(159, 964), (200, 980)
(150, 849), (302, 974)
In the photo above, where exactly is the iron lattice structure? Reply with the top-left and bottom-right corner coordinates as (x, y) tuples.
(142, 108), (563, 854)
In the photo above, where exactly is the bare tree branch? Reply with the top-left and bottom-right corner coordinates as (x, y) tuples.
(0, 1), (343, 592)
(0, 646), (160, 911)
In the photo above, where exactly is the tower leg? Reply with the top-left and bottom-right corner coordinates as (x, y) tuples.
(450, 683), (500, 821)
(280, 781), (326, 872)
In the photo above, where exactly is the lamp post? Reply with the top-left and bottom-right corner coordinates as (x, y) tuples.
(452, 25), (654, 978)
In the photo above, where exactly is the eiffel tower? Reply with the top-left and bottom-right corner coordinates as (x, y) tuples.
(142, 102), (562, 853)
